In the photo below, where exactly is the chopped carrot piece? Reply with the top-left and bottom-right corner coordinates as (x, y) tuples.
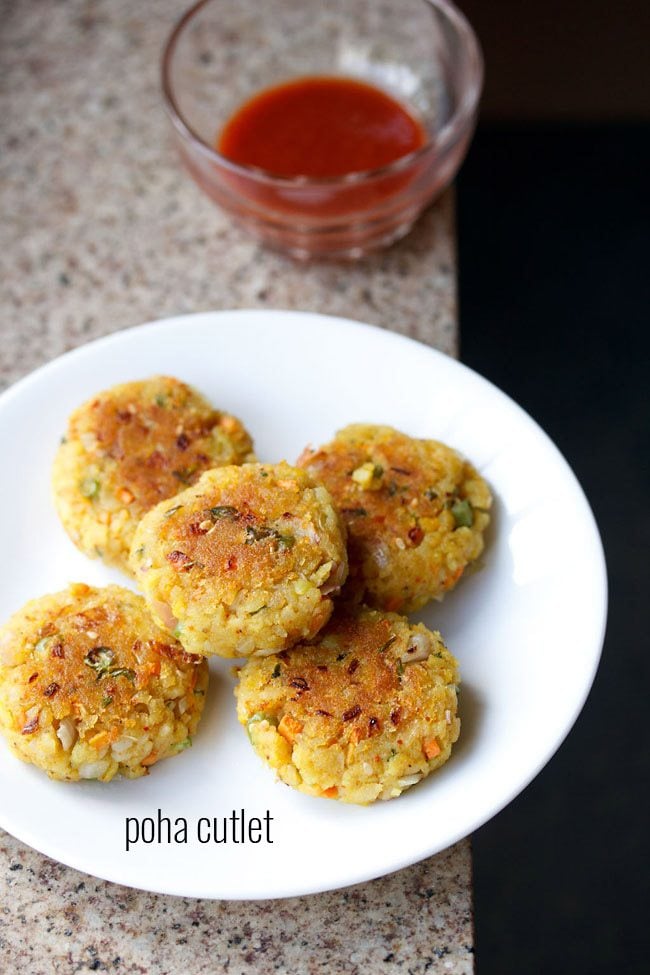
(278, 714), (303, 743)
(444, 566), (464, 590)
(424, 738), (441, 759)
(69, 583), (91, 597)
(89, 731), (110, 750)
(142, 750), (159, 766)
(321, 786), (338, 798)
(384, 595), (403, 612)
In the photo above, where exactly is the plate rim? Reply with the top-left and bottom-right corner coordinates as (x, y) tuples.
(0, 309), (608, 899)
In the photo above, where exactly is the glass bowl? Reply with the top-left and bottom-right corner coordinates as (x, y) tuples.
(161, 0), (483, 259)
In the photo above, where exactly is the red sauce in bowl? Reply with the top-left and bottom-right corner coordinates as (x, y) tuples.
(217, 75), (427, 178)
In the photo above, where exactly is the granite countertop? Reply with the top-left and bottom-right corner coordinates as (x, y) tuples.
(0, 2), (472, 972)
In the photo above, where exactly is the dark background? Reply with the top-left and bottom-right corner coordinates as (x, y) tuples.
(455, 3), (649, 972)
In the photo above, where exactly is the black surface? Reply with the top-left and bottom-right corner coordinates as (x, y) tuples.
(457, 125), (650, 975)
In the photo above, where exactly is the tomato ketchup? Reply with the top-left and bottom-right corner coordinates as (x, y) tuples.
(217, 75), (427, 178)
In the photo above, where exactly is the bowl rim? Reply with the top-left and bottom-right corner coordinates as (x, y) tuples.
(160, 0), (484, 186)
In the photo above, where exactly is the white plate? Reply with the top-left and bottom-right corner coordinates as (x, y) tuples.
(0, 310), (606, 899)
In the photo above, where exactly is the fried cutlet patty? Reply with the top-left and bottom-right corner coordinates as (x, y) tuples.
(130, 463), (348, 658)
(235, 605), (460, 804)
(0, 583), (208, 781)
(297, 424), (491, 612)
(52, 375), (254, 573)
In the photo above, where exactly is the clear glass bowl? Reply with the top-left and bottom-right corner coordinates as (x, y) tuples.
(161, 0), (483, 259)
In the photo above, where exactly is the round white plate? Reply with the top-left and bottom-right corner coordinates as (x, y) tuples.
(0, 310), (606, 899)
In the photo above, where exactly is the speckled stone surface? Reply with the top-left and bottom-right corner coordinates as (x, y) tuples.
(0, 1), (471, 972)
(0, 0), (457, 392)
(0, 835), (474, 975)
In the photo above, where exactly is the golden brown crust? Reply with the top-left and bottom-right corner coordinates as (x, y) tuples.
(0, 584), (208, 781)
(169, 470), (320, 592)
(235, 606), (460, 804)
(270, 614), (403, 740)
(71, 378), (251, 510)
(130, 463), (348, 658)
(9, 584), (201, 724)
(52, 376), (255, 573)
